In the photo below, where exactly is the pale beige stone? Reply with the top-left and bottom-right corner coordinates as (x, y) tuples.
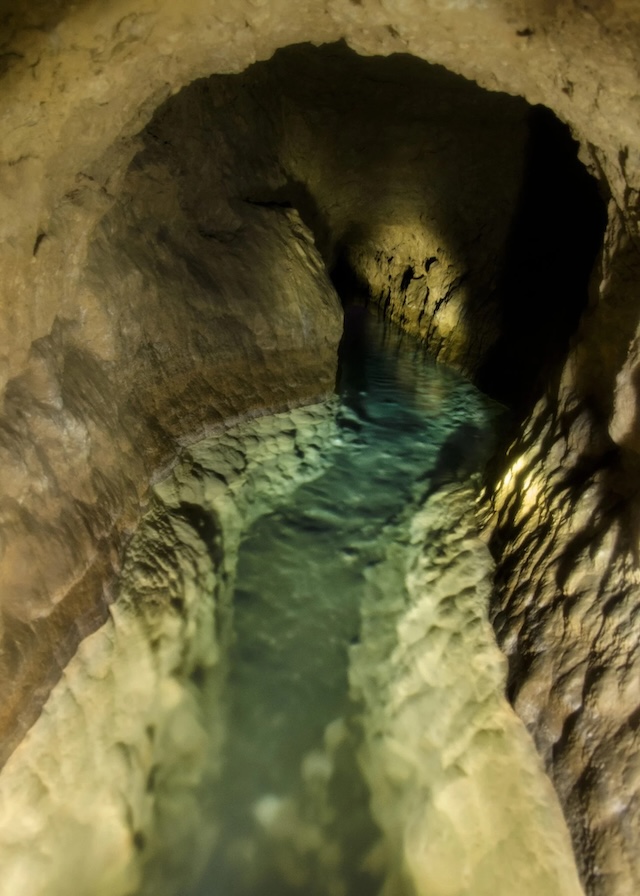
(1, 2), (640, 894)
(351, 483), (585, 896)
(0, 401), (339, 896)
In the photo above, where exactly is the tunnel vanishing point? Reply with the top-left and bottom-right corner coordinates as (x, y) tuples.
(1, 2), (640, 895)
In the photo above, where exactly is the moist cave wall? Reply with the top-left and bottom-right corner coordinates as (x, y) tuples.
(122, 42), (608, 391)
(1, 4), (640, 896)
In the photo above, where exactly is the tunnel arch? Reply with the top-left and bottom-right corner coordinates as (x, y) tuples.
(1, 1), (637, 415)
(1, 4), (640, 896)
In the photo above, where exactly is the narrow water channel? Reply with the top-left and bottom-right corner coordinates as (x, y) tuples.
(0, 305), (586, 896)
(193, 305), (503, 896)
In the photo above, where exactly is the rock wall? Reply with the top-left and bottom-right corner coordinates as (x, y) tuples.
(264, 45), (530, 374)
(0, 401), (340, 896)
(1, 2), (640, 895)
(351, 480), (585, 896)
(486, 199), (640, 896)
(0, 90), (343, 767)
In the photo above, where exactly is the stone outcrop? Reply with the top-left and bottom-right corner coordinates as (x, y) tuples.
(351, 480), (585, 896)
(0, 401), (339, 896)
(486, 200), (640, 896)
(0, 392), (587, 896)
(1, 2), (640, 895)
(0, 109), (342, 767)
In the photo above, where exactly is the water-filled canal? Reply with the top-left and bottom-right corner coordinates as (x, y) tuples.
(0, 305), (585, 896)
(192, 304), (501, 895)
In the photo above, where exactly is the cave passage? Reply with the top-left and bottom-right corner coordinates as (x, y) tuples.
(0, 39), (605, 896)
(186, 305), (504, 895)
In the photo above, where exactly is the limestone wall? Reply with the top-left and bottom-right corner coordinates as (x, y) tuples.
(1, 2), (640, 895)
(486, 201), (640, 896)
(0, 401), (339, 896)
(0, 80), (343, 767)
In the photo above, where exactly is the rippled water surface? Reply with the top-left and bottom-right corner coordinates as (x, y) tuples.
(192, 305), (503, 896)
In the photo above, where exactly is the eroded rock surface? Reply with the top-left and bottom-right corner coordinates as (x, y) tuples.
(488, 426), (640, 895)
(485, 199), (640, 896)
(0, 2), (640, 895)
(352, 482), (585, 896)
(0, 383), (586, 896)
(0, 114), (342, 766)
(0, 401), (339, 896)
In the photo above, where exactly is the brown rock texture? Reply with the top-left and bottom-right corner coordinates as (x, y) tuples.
(0, 402), (341, 896)
(0, 2), (640, 895)
(486, 199), (640, 896)
(255, 45), (530, 374)
(351, 480), (585, 896)
(0, 73), (343, 767)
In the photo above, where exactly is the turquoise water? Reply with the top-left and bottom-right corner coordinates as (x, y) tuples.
(192, 305), (503, 896)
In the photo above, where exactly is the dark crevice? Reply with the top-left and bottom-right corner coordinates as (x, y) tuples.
(183, 42), (609, 421)
(173, 501), (223, 568)
(330, 246), (370, 306)
(476, 105), (608, 409)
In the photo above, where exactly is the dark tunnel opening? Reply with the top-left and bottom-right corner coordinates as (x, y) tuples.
(475, 104), (608, 409)
(127, 40), (609, 417)
(241, 42), (607, 414)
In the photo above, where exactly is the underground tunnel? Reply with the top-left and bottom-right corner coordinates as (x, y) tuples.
(0, 4), (639, 896)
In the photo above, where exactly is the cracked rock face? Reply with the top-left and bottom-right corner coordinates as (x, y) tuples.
(1, 3), (640, 896)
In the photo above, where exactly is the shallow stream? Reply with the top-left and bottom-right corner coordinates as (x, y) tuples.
(0, 305), (585, 896)
(192, 305), (503, 895)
